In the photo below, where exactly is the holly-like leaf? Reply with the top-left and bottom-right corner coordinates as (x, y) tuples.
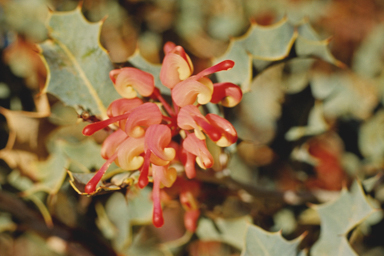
(196, 216), (252, 250)
(241, 224), (304, 256)
(215, 18), (296, 92)
(295, 22), (345, 68)
(39, 6), (120, 118)
(214, 19), (342, 92)
(310, 180), (376, 256)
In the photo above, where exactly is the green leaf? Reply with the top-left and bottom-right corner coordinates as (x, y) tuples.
(294, 36), (344, 68)
(215, 40), (253, 92)
(214, 19), (341, 91)
(40, 6), (120, 118)
(214, 18), (296, 91)
(285, 101), (329, 141)
(196, 215), (252, 250)
(97, 188), (153, 252)
(311, 180), (376, 256)
(310, 72), (378, 120)
(241, 224), (304, 256)
(24, 150), (69, 195)
(59, 138), (106, 171)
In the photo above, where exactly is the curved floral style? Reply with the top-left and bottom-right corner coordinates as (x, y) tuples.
(81, 42), (242, 230)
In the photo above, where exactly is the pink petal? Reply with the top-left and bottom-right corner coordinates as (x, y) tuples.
(163, 41), (176, 54)
(160, 49), (193, 89)
(205, 114), (238, 147)
(182, 133), (213, 169)
(101, 129), (128, 159)
(85, 152), (118, 194)
(114, 67), (155, 98)
(172, 77), (213, 107)
(177, 105), (222, 142)
(179, 148), (196, 179)
(195, 60), (234, 80)
(82, 112), (130, 136)
(125, 103), (162, 138)
(177, 105), (203, 129)
(139, 150), (151, 188)
(116, 136), (145, 170)
(210, 82), (243, 107)
(107, 98), (143, 117)
(109, 69), (121, 84)
(107, 98), (143, 130)
(145, 124), (176, 165)
(152, 164), (164, 227)
(152, 164), (177, 189)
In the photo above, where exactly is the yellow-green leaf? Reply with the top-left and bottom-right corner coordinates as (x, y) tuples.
(40, 6), (120, 118)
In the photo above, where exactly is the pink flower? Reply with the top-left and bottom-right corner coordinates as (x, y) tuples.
(178, 105), (238, 146)
(160, 42), (193, 89)
(210, 82), (243, 107)
(110, 67), (155, 98)
(80, 42), (241, 229)
(171, 60), (235, 107)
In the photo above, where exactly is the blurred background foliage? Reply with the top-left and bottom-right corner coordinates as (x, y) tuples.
(1, 0), (384, 255)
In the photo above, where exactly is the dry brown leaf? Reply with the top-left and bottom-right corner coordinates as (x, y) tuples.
(0, 94), (54, 176)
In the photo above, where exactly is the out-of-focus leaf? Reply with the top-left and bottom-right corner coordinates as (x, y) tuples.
(295, 36), (344, 68)
(295, 21), (344, 68)
(214, 18), (296, 91)
(3, 0), (49, 41)
(98, 188), (153, 252)
(358, 110), (384, 165)
(285, 102), (329, 141)
(214, 19), (340, 92)
(48, 101), (78, 126)
(352, 24), (384, 78)
(196, 215), (252, 250)
(23, 150), (69, 195)
(0, 213), (17, 233)
(39, 6), (120, 118)
(241, 223), (304, 256)
(233, 64), (284, 144)
(310, 72), (378, 120)
(7, 170), (53, 227)
(0, 95), (53, 177)
(311, 180), (375, 256)
(59, 138), (106, 171)
(123, 227), (168, 256)
(281, 58), (314, 94)
(3, 37), (47, 90)
(13, 232), (62, 256)
(271, 208), (297, 235)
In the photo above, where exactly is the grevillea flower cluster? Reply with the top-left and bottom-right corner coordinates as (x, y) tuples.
(82, 42), (242, 231)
